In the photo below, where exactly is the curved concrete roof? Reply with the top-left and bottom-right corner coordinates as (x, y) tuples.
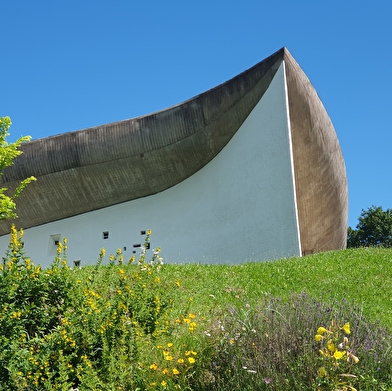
(0, 47), (348, 253)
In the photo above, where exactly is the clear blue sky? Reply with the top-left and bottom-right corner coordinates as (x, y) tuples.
(2, 1), (391, 228)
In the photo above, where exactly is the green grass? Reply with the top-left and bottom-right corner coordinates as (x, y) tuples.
(161, 247), (392, 330)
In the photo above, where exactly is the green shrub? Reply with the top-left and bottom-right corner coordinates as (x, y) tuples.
(0, 226), (204, 390)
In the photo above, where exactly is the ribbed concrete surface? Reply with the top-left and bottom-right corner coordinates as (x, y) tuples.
(284, 49), (348, 253)
(0, 47), (348, 255)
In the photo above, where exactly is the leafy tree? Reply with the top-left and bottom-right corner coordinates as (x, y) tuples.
(347, 205), (392, 248)
(0, 116), (36, 220)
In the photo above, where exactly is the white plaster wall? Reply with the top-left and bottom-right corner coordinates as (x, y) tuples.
(0, 63), (301, 266)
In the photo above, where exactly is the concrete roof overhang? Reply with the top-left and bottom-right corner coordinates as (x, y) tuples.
(0, 48), (348, 253)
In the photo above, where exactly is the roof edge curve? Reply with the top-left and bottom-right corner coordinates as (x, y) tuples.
(1, 48), (289, 234)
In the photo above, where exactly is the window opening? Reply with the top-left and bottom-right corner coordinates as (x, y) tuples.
(49, 234), (62, 256)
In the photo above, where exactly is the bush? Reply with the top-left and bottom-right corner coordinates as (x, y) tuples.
(0, 226), (204, 390)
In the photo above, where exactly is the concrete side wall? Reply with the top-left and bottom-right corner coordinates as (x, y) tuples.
(284, 53), (348, 253)
(0, 63), (301, 266)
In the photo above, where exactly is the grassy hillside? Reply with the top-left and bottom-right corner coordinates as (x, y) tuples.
(162, 247), (392, 329)
(1, 231), (391, 390)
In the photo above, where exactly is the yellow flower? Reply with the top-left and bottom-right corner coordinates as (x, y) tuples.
(162, 368), (169, 375)
(342, 322), (351, 335)
(172, 368), (180, 375)
(160, 380), (167, 386)
(165, 355), (173, 361)
(150, 363), (158, 370)
(317, 327), (328, 335)
(333, 350), (346, 360)
(167, 343), (173, 347)
(175, 280), (181, 287)
(188, 357), (195, 364)
(315, 334), (323, 342)
(11, 311), (22, 319)
(177, 358), (184, 364)
(327, 339), (336, 353)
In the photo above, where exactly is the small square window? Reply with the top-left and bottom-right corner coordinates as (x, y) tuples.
(51, 234), (61, 242)
(50, 234), (61, 253)
(103, 231), (109, 239)
(140, 230), (146, 235)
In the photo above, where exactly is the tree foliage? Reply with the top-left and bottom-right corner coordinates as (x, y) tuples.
(347, 205), (392, 248)
(0, 116), (36, 220)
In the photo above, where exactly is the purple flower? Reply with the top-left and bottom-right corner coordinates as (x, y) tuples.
(264, 377), (271, 384)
